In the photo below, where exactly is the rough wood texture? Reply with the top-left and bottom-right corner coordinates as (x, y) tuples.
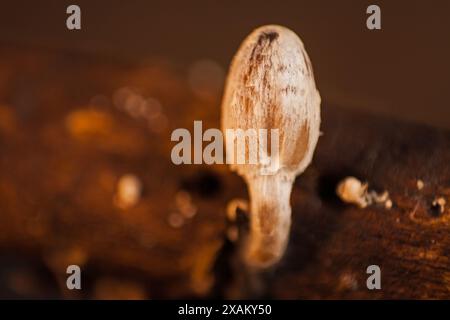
(0, 47), (449, 299)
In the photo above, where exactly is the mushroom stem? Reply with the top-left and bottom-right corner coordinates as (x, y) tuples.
(243, 174), (294, 269)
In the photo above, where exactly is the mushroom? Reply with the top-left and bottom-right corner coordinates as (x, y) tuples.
(221, 25), (321, 268)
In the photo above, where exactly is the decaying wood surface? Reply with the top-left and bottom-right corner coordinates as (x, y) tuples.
(0, 47), (449, 299)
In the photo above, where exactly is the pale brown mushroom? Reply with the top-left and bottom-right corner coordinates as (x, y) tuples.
(221, 25), (321, 268)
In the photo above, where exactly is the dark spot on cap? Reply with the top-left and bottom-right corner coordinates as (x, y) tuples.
(250, 32), (278, 60)
(245, 30), (279, 94)
(258, 31), (279, 45)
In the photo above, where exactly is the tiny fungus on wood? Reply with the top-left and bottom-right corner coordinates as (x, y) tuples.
(221, 25), (321, 269)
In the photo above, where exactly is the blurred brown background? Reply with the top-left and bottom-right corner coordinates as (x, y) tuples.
(0, 0), (449, 128)
(0, 0), (449, 300)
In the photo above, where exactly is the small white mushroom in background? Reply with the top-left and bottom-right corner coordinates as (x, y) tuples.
(221, 25), (321, 269)
(114, 174), (142, 209)
(417, 179), (424, 190)
(336, 177), (369, 208)
(369, 190), (391, 206)
(432, 197), (446, 214)
(336, 176), (393, 209)
(385, 199), (393, 209)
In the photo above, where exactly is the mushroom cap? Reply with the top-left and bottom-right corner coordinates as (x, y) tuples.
(221, 25), (321, 180)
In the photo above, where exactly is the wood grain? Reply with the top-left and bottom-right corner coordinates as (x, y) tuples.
(0, 47), (448, 299)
